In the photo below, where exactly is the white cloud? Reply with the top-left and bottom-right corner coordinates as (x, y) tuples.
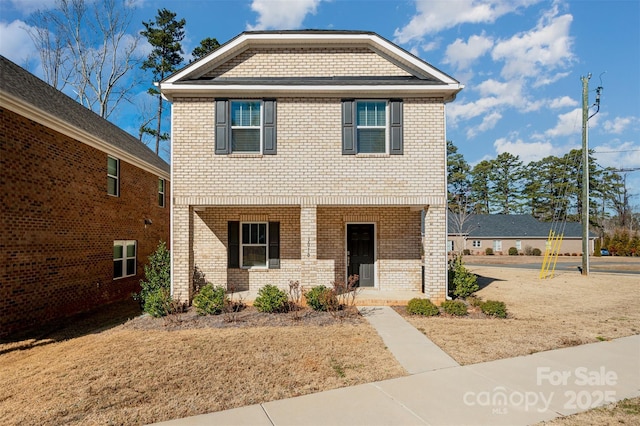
(493, 137), (564, 163)
(394, 0), (540, 44)
(549, 96), (578, 109)
(603, 116), (635, 134)
(593, 141), (640, 169)
(0, 20), (38, 65)
(0, 0), (57, 15)
(544, 108), (582, 137)
(467, 111), (502, 138)
(247, 0), (322, 30)
(492, 5), (574, 83)
(444, 33), (493, 70)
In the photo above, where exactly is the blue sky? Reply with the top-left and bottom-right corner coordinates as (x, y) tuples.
(1, 0), (639, 192)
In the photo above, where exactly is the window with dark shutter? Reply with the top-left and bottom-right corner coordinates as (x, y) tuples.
(341, 99), (403, 155)
(215, 99), (230, 154)
(389, 99), (403, 155)
(342, 99), (356, 155)
(228, 221), (240, 268)
(216, 99), (277, 155)
(268, 222), (280, 269)
(263, 100), (277, 155)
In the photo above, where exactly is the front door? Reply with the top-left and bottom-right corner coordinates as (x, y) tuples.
(347, 224), (375, 287)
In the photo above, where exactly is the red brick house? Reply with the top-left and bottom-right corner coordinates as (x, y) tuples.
(0, 56), (170, 337)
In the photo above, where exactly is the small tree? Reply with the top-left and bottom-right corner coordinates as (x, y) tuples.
(448, 254), (478, 298)
(135, 241), (171, 317)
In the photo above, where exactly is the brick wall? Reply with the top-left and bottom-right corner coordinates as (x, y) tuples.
(205, 47), (412, 78)
(0, 107), (170, 337)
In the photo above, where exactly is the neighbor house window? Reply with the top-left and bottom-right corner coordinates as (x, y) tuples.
(107, 156), (119, 196)
(342, 99), (403, 155)
(472, 240), (481, 248)
(516, 240), (522, 250)
(241, 223), (268, 267)
(447, 240), (454, 252)
(113, 240), (136, 279)
(215, 99), (277, 155)
(158, 178), (165, 207)
(493, 240), (502, 252)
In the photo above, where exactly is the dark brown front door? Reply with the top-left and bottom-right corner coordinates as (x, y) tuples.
(347, 224), (375, 287)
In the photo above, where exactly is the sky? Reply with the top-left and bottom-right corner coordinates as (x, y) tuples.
(1, 0), (639, 194)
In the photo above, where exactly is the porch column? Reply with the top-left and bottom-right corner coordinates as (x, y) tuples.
(423, 205), (447, 302)
(171, 204), (194, 303)
(300, 204), (318, 288)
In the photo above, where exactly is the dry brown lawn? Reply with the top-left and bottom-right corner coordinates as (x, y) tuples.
(401, 266), (640, 365)
(539, 397), (640, 425)
(0, 305), (405, 425)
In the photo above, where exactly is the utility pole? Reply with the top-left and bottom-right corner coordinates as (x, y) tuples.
(581, 74), (602, 276)
(581, 74), (590, 276)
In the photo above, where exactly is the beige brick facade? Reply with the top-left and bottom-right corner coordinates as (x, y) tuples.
(165, 32), (461, 303)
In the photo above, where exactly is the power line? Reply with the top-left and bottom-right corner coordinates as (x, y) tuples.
(593, 149), (640, 154)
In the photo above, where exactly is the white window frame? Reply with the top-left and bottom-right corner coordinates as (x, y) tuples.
(472, 240), (481, 248)
(231, 100), (263, 153)
(493, 240), (502, 252)
(355, 100), (388, 154)
(447, 240), (454, 252)
(516, 240), (522, 250)
(158, 178), (165, 207)
(113, 240), (136, 279)
(107, 156), (119, 197)
(240, 222), (268, 268)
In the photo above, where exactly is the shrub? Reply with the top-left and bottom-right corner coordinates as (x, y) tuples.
(305, 285), (336, 311)
(463, 249), (471, 256)
(407, 298), (439, 316)
(508, 247), (518, 256)
(193, 284), (228, 315)
(135, 241), (174, 317)
(448, 255), (479, 298)
(441, 300), (468, 316)
(254, 284), (289, 313)
(532, 248), (542, 256)
(485, 247), (494, 255)
(524, 245), (533, 255)
(467, 295), (483, 307)
(481, 300), (507, 318)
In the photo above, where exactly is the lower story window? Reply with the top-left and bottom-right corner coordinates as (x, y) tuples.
(114, 240), (136, 279)
(241, 223), (267, 267)
(516, 240), (522, 250)
(472, 240), (481, 248)
(493, 240), (502, 252)
(447, 240), (454, 252)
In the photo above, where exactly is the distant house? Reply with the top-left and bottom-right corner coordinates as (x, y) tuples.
(160, 30), (462, 303)
(0, 56), (170, 337)
(447, 214), (595, 255)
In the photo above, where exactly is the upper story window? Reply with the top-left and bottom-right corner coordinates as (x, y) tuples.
(356, 101), (387, 153)
(215, 99), (276, 155)
(231, 101), (262, 152)
(107, 156), (119, 197)
(158, 178), (165, 207)
(342, 99), (403, 155)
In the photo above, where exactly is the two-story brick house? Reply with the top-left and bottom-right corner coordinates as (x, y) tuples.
(0, 56), (170, 337)
(161, 31), (461, 303)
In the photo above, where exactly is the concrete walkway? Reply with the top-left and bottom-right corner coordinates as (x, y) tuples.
(154, 312), (640, 426)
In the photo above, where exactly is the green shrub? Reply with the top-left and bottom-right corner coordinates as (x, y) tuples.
(532, 248), (542, 256)
(407, 298), (439, 316)
(305, 285), (337, 311)
(448, 255), (479, 298)
(508, 247), (518, 256)
(193, 284), (228, 315)
(463, 249), (471, 256)
(485, 247), (494, 255)
(254, 284), (289, 313)
(467, 295), (483, 307)
(481, 300), (507, 318)
(135, 241), (173, 317)
(441, 300), (468, 316)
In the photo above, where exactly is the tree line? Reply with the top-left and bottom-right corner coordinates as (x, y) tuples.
(447, 141), (639, 241)
(25, 0), (219, 156)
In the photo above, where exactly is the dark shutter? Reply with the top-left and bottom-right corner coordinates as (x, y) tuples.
(228, 221), (239, 268)
(342, 99), (356, 155)
(263, 99), (277, 155)
(389, 99), (403, 155)
(215, 99), (230, 154)
(268, 221), (280, 269)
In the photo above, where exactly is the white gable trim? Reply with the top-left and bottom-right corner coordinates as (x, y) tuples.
(163, 32), (461, 87)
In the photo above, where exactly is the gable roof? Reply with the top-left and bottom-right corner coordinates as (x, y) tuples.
(160, 30), (463, 101)
(448, 214), (595, 239)
(0, 56), (169, 178)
